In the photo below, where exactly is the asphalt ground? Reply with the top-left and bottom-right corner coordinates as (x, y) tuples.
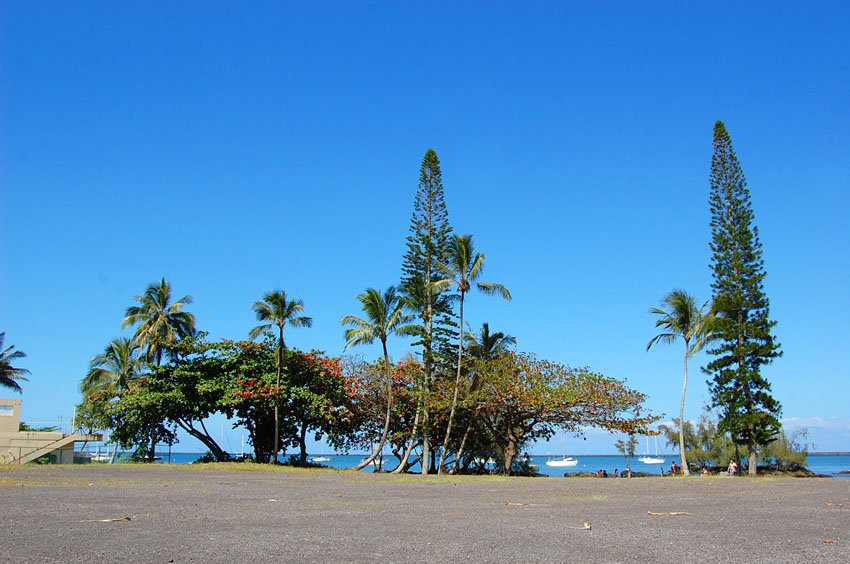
(1, 464), (848, 563)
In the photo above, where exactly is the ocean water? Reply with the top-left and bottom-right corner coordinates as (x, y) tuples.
(130, 451), (850, 477)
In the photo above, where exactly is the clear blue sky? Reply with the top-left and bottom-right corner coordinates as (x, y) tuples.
(2, 2), (848, 454)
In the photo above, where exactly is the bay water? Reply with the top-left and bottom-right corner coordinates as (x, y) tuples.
(137, 452), (850, 477)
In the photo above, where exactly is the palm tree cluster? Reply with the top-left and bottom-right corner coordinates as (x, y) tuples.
(343, 233), (513, 474)
(81, 278), (198, 399)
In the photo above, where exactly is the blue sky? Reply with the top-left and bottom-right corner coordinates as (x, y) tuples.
(2, 2), (848, 454)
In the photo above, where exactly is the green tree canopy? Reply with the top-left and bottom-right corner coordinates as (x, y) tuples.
(705, 121), (782, 476)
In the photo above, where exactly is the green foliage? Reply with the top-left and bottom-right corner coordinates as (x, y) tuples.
(469, 352), (656, 475)
(337, 357), (422, 461)
(614, 435), (638, 460)
(647, 290), (714, 356)
(122, 278), (196, 365)
(658, 414), (733, 468)
(433, 234), (512, 472)
(400, 149), (456, 365)
(761, 427), (810, 471)
(74, 395), (113, 435)
(647, 288), (714, 475)
(0, 332), (30, 393)
(248, 289), (313, 463)
(248, 290), (313, 346)
(705, 121), (782, 470)
(341, 286), (417, 470)
(399, 148), (456, 472)
(19, 421), (58, 432)
(658, 410), (809, 471)
(465, 323), (516, 361)
(107, 376), (179, 461)
(80, 337), (146, 397)
(228, 340), (355, 465)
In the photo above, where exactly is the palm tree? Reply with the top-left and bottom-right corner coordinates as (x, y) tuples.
(342, 286), (417, 471)
(0, 333), (30, 393)
(122, 278), (196, 366)
(80, 337), (145, 397)
(452, 322), (516, 472)
(249, 290), (312, 464)
(647, 289), (714, 476)
(433, 234), (511, 473)
(465, 322), (516, 361)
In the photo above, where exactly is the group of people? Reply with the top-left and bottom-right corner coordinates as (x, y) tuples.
(596, 465), (633, 478)
(593, 460), (739, 478)
(668, 459), (738, 476)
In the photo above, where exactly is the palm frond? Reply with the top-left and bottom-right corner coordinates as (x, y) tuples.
(477, 281), (511, 300)
(430, 279), (453, 294)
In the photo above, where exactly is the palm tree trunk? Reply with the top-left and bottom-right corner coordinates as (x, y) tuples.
(451, 406), (480, 474)
(272, 326), (283, 464)
(392, 395), (422, 474)
(353, 340), (394, 471)
(438, 291), (465, 474)
(679, 341), (691, 476)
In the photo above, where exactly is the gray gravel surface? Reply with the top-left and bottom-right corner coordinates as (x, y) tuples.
(1, 464), (848, 563)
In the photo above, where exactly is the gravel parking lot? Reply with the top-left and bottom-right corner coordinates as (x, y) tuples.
(2, 464), (848, 563)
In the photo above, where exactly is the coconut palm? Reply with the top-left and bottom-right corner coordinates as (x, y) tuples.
(0, 333), (30, 393)
(342, 286), (417, 471)
(122, 278), (196, 366)
(465, 322), (516, 361)
(432, 234), (511, 473)
(647, 289), (714, 476)
(249, 290), (312, 464)
(80, 337), (145, 397)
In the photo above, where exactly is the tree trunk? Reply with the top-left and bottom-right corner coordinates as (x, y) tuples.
(438, 291), (465, 474)
(421, 363), (431, 475)
(177, 420), (228, 461)
(299, 420), (308, 465)
(451, 406), (480, 474)
(272, 325), (284, 464)
(353, 340), (394, 471)
(392, 397), (422, 474)
(503, 437), (517, 476)
(679, 341), (691, 476)
(748, 447), (757, 476)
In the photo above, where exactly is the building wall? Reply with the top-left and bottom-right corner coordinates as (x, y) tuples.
(0, 398), (22, 433)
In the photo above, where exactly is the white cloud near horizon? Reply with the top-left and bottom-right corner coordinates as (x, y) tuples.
(782, 416), (850, 432)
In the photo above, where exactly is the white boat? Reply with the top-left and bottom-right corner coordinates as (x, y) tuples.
(639, 436), (664, 464)
(474, 457), (496, 465)
(310, 456), (331, 463)
(545, 456), (579, 468)
(91, 451), (111, 463)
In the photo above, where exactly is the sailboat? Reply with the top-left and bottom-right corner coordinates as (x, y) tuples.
(545, 449), (579, 468)
(638, 436), (664, 464)
(546, 456), (579, 467)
